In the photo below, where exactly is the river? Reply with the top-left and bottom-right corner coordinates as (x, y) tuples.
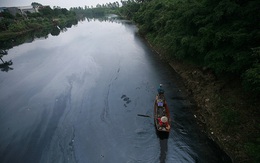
(0, 15), (231, 163)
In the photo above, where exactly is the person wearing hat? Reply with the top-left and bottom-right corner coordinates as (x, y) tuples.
(157, 84), (164, 95)
(158, 116), (169, 127)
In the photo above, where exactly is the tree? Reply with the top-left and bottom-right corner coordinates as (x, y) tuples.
(1, 11), (15, 19)
(119, 0), (260, 95)
(39, 6), (53, 17)
(31, 2), (43, 7)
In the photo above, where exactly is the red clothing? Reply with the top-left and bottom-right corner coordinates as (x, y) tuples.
(158, 118), (169, 127)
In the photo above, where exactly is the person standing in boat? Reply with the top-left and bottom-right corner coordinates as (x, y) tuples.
(157, 84), (164, 95)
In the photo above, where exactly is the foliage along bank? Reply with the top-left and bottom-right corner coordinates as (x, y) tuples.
(119, 0), (260, 97)
(70, 1), (120, 18)
(118, 0), (259, 162)
(0, 4), (78, 41)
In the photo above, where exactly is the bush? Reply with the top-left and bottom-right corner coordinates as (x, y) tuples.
(245, 140), (260, 163)
(27, 22), (42, 29)
(220, 106), (240, 130)
(8, 22), (27, 32)
(242, 64), (260, 96)
(0, 19), (14, 31)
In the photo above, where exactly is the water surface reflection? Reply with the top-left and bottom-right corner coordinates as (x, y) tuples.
(0, 15), (231, 163)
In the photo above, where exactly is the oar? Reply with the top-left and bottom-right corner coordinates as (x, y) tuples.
(137, 114), (152, 118)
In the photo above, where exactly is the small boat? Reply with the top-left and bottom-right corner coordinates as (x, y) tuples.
(154, 94), (171, 132)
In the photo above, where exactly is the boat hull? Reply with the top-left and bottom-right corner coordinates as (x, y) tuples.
(154, 94), (171, 132)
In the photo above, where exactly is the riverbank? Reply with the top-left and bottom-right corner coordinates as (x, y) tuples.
(117, 1), (259, 160)
(0, 29), (35, 41)
(0, 18), (77, 41)
(142, 35), (259, 162)
(0, 5), (78, 42)
(169, 59), (259, 162)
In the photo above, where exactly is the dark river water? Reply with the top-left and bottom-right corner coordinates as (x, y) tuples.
(0, 16), (231, 163)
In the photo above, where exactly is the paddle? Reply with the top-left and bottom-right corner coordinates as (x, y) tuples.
(137, 114), (152, 118)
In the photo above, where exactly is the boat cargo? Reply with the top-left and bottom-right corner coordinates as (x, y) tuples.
(154, 94), (171, 132)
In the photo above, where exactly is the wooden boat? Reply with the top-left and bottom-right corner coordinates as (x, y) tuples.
(154, 94), (171, 132)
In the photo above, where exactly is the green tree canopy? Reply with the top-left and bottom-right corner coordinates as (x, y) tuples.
(119, 0), (260, 96)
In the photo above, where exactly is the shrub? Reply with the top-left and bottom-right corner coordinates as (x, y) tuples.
(245, 139), (260, 163)
(242, 63), (260, 96)
(8, 22), (27, 32)
(220, 106), (240, 130)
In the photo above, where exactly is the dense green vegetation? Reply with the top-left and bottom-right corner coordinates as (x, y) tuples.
(0, 3), (77, 40)
(0, 0), (259, 161)
(119, 0), (260, 97)
(118, 0), (259, 162)
(0, 2), (121, 41)
(1, 1), (258, 95)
